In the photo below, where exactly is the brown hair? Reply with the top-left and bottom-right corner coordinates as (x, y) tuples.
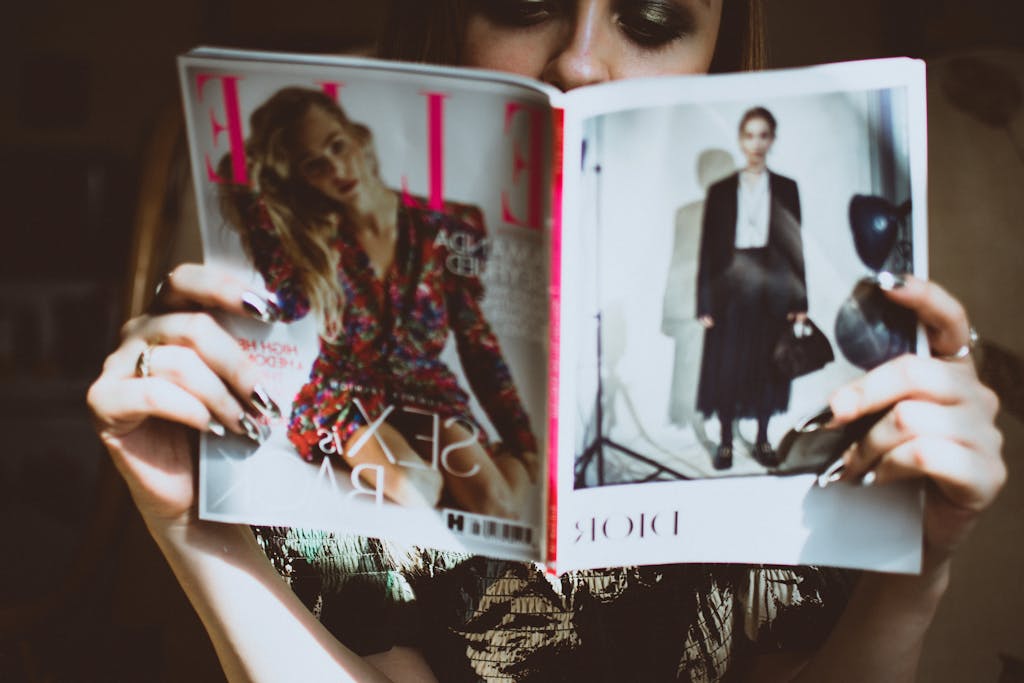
(377, 0), (767, 72)
(738, 105), (777, 136)
(219, 87), (377, 340)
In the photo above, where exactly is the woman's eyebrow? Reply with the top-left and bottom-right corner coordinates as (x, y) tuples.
(320, 131), (341, 148)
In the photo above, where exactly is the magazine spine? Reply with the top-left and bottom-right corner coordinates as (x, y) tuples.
(545, 107), (565, 572)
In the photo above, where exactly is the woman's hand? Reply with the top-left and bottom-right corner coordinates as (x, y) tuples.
(88, 263), (414, 682)
(698, 315), (715, 329)
(827, 275), (1006, 563)
(86, 263), (278, 529)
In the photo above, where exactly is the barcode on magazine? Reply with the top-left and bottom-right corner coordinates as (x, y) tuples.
(442, 509), (536, 547)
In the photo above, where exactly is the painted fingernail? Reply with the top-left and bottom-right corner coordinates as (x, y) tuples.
(241, 291), (282, 323)
(816, 458), (846, 488)
(147, 272), (174, 313)
(239, 413), (271, 444)
(207, 419), (227, 437)
(860, 471), (877, 487)
(154, 275), (168, 299)
(797, 407), (833, 434)
(249, 385), (282, 419)
(873, 271), (907, 292)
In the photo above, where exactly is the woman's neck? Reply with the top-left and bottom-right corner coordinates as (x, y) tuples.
(346, 183), (398, 237)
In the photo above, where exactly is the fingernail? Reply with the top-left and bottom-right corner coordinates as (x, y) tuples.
(154, 274), (169, 299)
(241, 291), (282, 323)
(239, 413), (271, 444)
(797, 407), (833, 434)
(873, 271), (907, 292)
(830, 388), (860, 420)
(250, 384), (282, 419)
(147, 272), (174, 313)
(860, 470), (877, 487)
(208, 419), (226, 437)
(816, 458), (846, 488)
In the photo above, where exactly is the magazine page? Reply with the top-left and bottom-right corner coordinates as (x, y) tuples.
(179, 49), (555, 562)
(554, 59), (928, 573)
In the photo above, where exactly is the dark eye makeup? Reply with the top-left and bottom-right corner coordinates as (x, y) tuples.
(472, 0), (697, 49)
(617, 1), (696, 48)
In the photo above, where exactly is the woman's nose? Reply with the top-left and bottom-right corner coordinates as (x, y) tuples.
(328, 154), (347, 178)
(540, 2), (613, 91)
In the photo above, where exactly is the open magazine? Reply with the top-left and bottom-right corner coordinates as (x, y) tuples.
(179, 47), (928, 574)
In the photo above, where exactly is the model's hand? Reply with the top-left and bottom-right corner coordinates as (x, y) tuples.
(788, 311), (808, 323)
(827, 275), (1005, 562)
(698, 315), (715, 329)
(87, 263), (278, 528)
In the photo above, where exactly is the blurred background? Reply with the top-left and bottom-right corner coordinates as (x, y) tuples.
(1, 0), (1021, 680)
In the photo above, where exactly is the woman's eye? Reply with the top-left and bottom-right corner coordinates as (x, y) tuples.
(616, 1), (695, 48)
(301, 156), (331, 178)
(329, 139), (346, 156)
(474, 0), (559, 27)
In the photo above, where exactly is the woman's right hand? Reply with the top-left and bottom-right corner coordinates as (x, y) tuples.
(87, 264), (420, 683)
(86, 263), (276, 529)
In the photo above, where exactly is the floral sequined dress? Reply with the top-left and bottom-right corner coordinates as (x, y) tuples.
(254, 526), (856, 682)
(248, 197), (537, 461)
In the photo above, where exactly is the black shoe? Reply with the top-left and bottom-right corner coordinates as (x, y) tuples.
(753, 441), (780, 468)
(713, 444), (733, 470)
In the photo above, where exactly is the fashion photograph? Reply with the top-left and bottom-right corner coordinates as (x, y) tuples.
(574, 87), (920, 488)
(182, 66), (552, 543)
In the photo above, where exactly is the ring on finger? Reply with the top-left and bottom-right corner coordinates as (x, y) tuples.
(135, 343), (158, 378)
(934, 324), (979, 362)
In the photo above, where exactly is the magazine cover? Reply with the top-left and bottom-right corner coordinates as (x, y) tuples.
(179, 50), (554, 561)
(555, 59), (928, 573)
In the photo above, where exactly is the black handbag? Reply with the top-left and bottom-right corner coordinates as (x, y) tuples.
(772, 318), (834, 380)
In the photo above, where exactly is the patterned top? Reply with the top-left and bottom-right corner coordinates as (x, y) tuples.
(247, 196), (538, 461)
(254, 527), (857, 682)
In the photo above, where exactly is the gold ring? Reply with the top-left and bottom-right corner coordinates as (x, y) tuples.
(135, 344), (157, 378)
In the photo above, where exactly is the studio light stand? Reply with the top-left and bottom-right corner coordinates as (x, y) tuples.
(574, 129), (689, 488)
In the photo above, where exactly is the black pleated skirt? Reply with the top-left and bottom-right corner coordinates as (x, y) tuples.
(697, 247), (798, 419)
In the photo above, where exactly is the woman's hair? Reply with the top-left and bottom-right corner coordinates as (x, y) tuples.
(738, 106), (777, 136)
(219, 87), (377, 340)
(377, 0), (767, 72)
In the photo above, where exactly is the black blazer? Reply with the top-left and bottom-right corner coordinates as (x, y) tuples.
(696, 171), (807, 319)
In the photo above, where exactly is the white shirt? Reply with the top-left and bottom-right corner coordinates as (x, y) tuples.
(734, 170), (770, 249)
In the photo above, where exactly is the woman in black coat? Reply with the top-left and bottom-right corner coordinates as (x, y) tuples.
(696, 107), (807, 470)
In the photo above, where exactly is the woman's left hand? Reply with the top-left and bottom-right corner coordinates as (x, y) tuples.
(827, 275), (1006, 563)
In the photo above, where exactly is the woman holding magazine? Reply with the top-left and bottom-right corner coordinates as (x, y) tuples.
(88, 1), (1006, 681)
(216, 86), (538, 517)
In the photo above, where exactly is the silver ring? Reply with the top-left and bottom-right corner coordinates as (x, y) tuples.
(935, 325), (978, 362)
(135, 344), (157, 378)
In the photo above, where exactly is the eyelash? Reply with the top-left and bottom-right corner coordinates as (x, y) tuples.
(475, 0), (695, 49)
(618, 2), (696, 49)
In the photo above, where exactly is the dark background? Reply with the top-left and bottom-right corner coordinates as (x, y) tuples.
(1, 1), (1021, 681)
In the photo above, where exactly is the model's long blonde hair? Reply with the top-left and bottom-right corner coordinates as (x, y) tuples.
(220, 87), (377, 340)
(377, 0), (768, 72)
